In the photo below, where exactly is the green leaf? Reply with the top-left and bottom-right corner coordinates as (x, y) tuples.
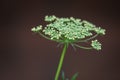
(61, 71), (65, 80)
(71, 73), (79, 80)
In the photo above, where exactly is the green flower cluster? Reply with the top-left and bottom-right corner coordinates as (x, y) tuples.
(31, 15), (105, 50)
(31, 25), (42, 32)
(91, 40), (102, 50)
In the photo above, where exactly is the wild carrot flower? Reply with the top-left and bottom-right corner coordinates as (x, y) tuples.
(31, 15), (106, 80)
(31, 15), (105, 50)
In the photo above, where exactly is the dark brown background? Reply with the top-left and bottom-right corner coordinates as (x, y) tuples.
(1, 0), (120, 80)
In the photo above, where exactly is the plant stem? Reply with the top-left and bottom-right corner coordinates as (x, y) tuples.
(54, 43), (68, 80)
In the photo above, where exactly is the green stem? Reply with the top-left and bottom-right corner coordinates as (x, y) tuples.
(38, 32), (52, 41)
(73, 44), (93, 50)
(82, 34), (99, 42)
(54, 43), (68, 80)
(76, 33), (99, 43)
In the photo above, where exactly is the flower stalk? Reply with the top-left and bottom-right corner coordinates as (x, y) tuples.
(55, 43), (68, 80)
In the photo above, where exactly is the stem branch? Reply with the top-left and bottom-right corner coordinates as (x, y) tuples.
(73, 44), (93, 50)
(38, 32), (62, 42)
(76, 34), (99, 43)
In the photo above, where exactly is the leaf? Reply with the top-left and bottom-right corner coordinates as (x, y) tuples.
(61, 71), (65, 80)
(71, 72), (79, 80)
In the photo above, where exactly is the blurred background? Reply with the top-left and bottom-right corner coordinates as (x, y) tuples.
(1, 0), (120, 80)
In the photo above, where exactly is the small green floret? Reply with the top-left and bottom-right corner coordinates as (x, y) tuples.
(94, 27), (106, 35)
(45, 15), (56, 22)
(31, 25), (42, 32)
(91, 40), (101, 50)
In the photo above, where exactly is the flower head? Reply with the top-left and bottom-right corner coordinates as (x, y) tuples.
(31, 15), (106, 50)
(91, 40), (102, 50)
